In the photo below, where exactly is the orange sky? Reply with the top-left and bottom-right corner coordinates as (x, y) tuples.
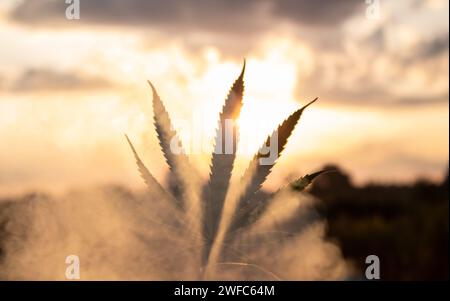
(0, 0), (448, 196)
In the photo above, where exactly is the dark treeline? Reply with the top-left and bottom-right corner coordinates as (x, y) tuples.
(309, 164), (449, 280)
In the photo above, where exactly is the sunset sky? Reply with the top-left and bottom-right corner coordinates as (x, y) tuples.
(0, 0), (448, 196)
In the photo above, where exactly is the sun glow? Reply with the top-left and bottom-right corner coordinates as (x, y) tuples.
(199, 54), (301, 156)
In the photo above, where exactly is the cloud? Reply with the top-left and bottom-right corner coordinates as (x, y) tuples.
(9, 0), (364, 58)
(294, 16), (449, 107)
(269, 0), (363, 27)
(11, 0), (362, 32)
(406, 34), (449, 63)
(7, 0), (448, 108)
(297, 60), (449, 106)
(7, 68), (113, 92)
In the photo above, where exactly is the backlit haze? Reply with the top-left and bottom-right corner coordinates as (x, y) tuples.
(0, 0), (448, 197)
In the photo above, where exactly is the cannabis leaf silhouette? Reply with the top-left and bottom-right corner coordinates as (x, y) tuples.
(126, 61), (322, 278)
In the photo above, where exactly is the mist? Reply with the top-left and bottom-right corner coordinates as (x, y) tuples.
(0, 184), (351, 280)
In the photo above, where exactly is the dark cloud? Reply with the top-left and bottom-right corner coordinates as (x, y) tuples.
(299, 78), (449, 107)
(9, 69), (113, 92)
(393, 93), (449, 106)
(300, 85), (449, 107)
(9, 0), (364, 59)
(296, 62), (449, 107)
(294, 23), (449, 107)
(411, 34), (449, 61)
(11, 0), (362, 31)
(269, 0), (363, 27)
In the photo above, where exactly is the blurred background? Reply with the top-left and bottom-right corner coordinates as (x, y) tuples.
(0, 0), (448, 279)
